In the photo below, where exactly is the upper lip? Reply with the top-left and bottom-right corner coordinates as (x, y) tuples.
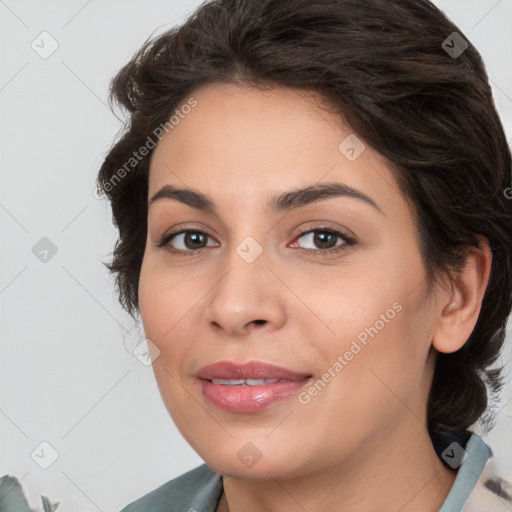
(196, 361), (312, 381)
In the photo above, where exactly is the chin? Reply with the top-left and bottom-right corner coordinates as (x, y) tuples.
(197, 442), (313, 481)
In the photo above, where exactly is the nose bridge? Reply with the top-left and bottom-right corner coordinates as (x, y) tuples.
(204, 231), (285, 335)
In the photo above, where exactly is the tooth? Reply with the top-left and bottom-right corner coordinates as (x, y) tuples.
(212, 378), (245, 386)
(211, 378), (281, 386)
(246, 379), (279, 386)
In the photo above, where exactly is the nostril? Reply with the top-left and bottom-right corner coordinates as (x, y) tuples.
(253, 319), (266, 325)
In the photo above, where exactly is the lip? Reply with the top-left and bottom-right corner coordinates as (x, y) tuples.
(196, 361), (312, 413)
(196, 360), (311, 381)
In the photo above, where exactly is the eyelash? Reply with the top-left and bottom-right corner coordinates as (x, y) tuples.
(156, 225), (357, 257)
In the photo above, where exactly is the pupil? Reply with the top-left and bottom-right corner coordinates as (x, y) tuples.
(314, 231), (336, 249)
(186, 232), (205, 249)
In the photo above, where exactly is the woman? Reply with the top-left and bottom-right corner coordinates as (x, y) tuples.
(96, 0), (512, 510)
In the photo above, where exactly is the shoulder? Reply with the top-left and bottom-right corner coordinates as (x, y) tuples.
(119, 463), (223, 512)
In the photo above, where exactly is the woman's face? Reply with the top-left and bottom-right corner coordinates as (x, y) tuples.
(138, 83), (443, 479)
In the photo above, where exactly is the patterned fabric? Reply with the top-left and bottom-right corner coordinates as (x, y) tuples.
(0, 475), (59, 512)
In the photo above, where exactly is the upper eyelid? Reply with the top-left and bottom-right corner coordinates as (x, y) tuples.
(163, 218), (352, 234)
(165, 225), (346, 238)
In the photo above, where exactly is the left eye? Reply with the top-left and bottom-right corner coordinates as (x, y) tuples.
(291, 229), (352, 252)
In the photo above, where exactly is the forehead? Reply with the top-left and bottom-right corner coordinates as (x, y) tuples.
(148, 83), (404, 218)
(151, 82), (347, 167)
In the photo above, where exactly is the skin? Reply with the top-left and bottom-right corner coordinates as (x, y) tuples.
(138, 82), (492, 512)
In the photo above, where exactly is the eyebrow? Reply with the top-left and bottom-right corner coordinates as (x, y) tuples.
(148, 182), (384, 216)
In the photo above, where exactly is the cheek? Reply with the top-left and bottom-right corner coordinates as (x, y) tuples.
(138, 261), (201, 416)
(291, 265), (405, 350)
(138, 255), (219, 387)
(138, 256), (189, 359)
(300, 252), (434, 395)
(138, 244), (191, 323)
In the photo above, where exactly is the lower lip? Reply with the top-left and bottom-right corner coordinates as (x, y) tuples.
(199, 378), (311, 413)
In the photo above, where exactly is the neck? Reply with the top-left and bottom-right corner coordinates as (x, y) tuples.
(218, 425), (457, 512)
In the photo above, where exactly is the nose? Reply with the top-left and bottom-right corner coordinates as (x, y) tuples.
(204, 242), (287, 337)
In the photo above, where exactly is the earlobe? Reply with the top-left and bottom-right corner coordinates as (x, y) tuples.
(432, 236), (493, 354)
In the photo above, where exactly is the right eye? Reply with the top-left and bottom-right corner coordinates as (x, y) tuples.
(157, 229), (219, 255)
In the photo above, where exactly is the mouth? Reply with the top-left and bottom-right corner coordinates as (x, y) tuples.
(196, 360), (312, 413)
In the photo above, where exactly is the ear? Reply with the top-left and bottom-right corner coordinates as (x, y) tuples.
(432, 235), (493, 354)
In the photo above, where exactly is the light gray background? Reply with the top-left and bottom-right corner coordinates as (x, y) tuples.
(1, 1), (511, 511)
